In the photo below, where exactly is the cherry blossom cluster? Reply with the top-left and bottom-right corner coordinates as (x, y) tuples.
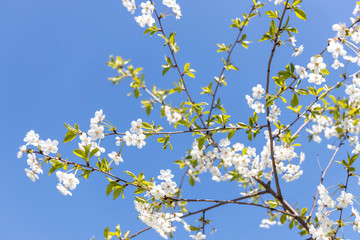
(306, 114), (334, 144)
(309, 184), (336, 239)
(18, 130), (59, 182)
(121, 0), (182, 28)
(82, 109), (107, 157)
(24, 153), (43, 182)
(134, 1), (155, 28)
(293, 10), (360, 88)
(139, 170), (206, 239)
(305, 75), (360, 152)
(148, 169), (177, 200)
(309, 184), (357, 239)
(88, 109), (105, 140)
(245, 84), (266, 114)
(134, 200), (185, 239)
(121, 119), (146, 149)
(56, 171), (80, 196)
(164, 106), (182, 124)
(324, 8), (360, 71)
(186, 132), (304, 191)
(267, 104), (281, 123)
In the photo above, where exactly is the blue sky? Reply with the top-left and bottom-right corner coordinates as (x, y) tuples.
(1, 0), (359, 239)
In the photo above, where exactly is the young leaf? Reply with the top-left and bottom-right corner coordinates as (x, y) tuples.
(294, 8), (307, 21)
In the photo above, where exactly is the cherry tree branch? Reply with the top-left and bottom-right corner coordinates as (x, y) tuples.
(265, 0), (290, 198)
(106, 125), (267, 136)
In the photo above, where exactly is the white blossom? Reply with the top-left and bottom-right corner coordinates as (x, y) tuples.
(87, 125), (104, 141)
(130, 118), (143, 134)
(17, 145), (27, 158)
(108, 151), (124, 165)
(57, 183), (72, 196)
(295, 65), (308, 79)
(337, 191), (353, 208)
(24, 130), (40, 146)
(307, 56), (326, 74)
(40, 138), (59, 155)
(252, 84), (265, 100)
(25, 168), (39, 182)
(158, 169), (174, 181)
(63, 173), (80, 191)
(292, 45), (304, 57)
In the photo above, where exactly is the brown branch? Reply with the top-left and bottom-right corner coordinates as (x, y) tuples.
(128, 227), (152, 239)
(106, 125), (267, 136)
(182, 190), (268, 219)
(265, 0), (290, 199)
(254, 177), (310, 232)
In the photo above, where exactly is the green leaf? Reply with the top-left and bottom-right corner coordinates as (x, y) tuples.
(189, 176), (195, 186)
(104, 227), (109, 238)
(80, 170), (91, 179)
(89, 148), (99, 159)
(349, 154), (359, 166)
(266, 98), (274, 108)
(290, 93), (299, 107)
(184, 63), (190, 72)
(300, 207), (308, 216)
(321, 68), (329, 75)
(265, 10), (279, 19)
(113, 186), (122, 200)
(227, 130), (236, 140)
(106, 182), (115, 196)
(124, 171), (137, 180)
(134, 187), (146, 194)
(142, 122), (152, 129)
(185, 72), (195, 78)
(63, 131), (77, 143)
(294, 8), (307, 21)
(270, 20), (277, 36)
(289, 220), (294, 229)
(236, 122), (248, 129)
(73, 149), (86, 159)
(259, 34), (272, 42)
(280, 214), (287, 224)
(48, 163), (64, 175)
(197, 136), (206, 150)
(135, 196), (146, 203)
